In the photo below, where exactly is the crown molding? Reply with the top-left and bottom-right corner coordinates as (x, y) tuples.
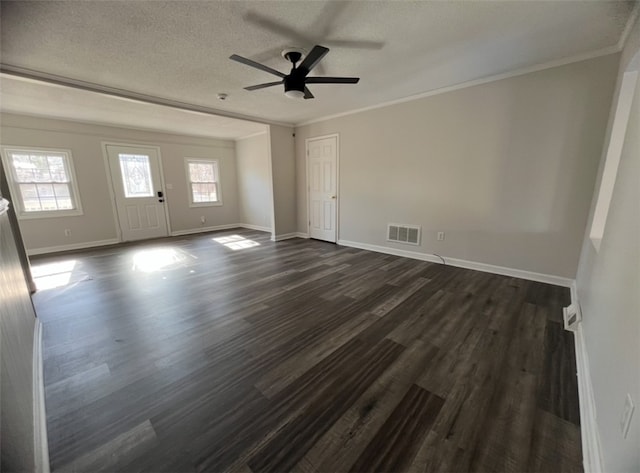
(235, 130), (269, 141)
(296, 46), (621, 127)
(618, 2), (640, 51)
(1, 111), (241, 145)
(1, 34), (629, 133)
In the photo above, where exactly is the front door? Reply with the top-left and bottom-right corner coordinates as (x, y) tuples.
(105, 144), (168, 241)
(307, 135), (337, 242)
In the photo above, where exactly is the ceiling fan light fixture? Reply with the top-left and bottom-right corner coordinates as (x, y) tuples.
(284, 89), (305, 99)
(283, 74), (305, 99)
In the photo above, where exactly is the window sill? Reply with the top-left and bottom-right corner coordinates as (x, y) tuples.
(17, 209), (84, 220)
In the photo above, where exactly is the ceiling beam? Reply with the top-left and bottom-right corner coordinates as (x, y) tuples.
(0, 64), (293, 127)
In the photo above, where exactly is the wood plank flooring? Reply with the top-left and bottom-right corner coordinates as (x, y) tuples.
(31, 229), (582, 472)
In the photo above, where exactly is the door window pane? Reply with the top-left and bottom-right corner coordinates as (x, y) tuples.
(119, 154), (153, 198)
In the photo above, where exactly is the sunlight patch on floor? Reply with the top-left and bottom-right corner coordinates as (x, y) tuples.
(213, 235), (260, 251)
(132, 247), (192, 272)
(32, 259), (77, 290)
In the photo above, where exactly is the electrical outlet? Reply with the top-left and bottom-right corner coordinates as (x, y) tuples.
(563, 304), (581, 331)
(620, 393), (635, 438)
(437, 231), (445, 241)
(64, 229), (71, 237)
(200, 216), (206, 225)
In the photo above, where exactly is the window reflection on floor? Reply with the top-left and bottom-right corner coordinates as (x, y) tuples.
(132, 247), (195, 273)
(31, 260), (77, 290)
(31, 234), (259, 290)
(212, 235), (260, 251)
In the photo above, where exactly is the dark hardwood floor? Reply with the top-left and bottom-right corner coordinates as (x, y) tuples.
(31, 229), (582, 472)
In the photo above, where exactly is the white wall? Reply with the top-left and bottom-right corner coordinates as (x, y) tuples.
(235, 132), (272, 231)
(268, 124), (297, 238)
(0, 113), (239, 251)
(295, 53), (619, 279)
(575, 15), (640, 473)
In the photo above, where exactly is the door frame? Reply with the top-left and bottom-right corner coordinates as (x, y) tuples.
(305, 133), (339, 242)
(101, 141), (172, 242)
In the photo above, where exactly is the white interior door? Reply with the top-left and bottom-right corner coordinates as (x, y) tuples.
(307, 136), (337, 242)
(105, 144), (168, 241)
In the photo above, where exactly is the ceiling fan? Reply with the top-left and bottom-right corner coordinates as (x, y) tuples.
(229, 45), (359, 99)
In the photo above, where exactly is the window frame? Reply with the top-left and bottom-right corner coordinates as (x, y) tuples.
(0, 146), (84, 219)
(589, 71), (638, 252)
(184, 157), (223, 208)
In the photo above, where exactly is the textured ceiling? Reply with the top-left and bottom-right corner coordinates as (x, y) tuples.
(0, 76), (268, 140)
(0, 0), (637, 136)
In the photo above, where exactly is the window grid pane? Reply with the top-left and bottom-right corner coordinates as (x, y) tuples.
(188, 162), (216, 183)
(11, 152), (70, 184)
(191, 182), (218, 203)
(37, 183), (56, 210)
(48, 155), (69, 182)
(10, 150), (77, 213)
(13, 154), (35, 181)
(31, 155), (51, 182)
(188, 160), (219, 204)
(53, 183), (73, 209)
(20, 183), (42, 211)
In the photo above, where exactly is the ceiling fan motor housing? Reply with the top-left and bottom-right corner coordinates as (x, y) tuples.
(283, 49), (303, 64)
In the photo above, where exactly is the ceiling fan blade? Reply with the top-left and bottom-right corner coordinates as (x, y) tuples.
(303, 87), (314, 99)
(245, 81), (283, 91)
(315, 1), (351, 38)
(229, 54), (285, 78)
(305, 77), (360, 84)
(324, 39), (384, 50)
(298, 45), (329, 75)
(244, 11), (311, 45)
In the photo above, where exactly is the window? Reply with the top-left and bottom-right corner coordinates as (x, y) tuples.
(185, 158), (222, 206)
(0, 147), (83, 218)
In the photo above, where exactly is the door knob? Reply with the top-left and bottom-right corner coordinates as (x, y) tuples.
(330, 195), (336, 199)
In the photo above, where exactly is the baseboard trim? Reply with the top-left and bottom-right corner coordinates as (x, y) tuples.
(27, 238), (120, 256)
(33, 318), (50, 473)
(571, 285), (604, 473)
(295, 232), (309, 239)
(27, 225), (275, 255)
(170, 224), (239, 236)
(238, 223), (272, 232)
(575, 326), (604, 473)
(271, 232), (300, 242)
(336, 239), (573, 287)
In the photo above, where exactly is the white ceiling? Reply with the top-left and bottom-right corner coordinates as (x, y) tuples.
(0, 0), (637, 138)
(0, 76), (268, 140)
